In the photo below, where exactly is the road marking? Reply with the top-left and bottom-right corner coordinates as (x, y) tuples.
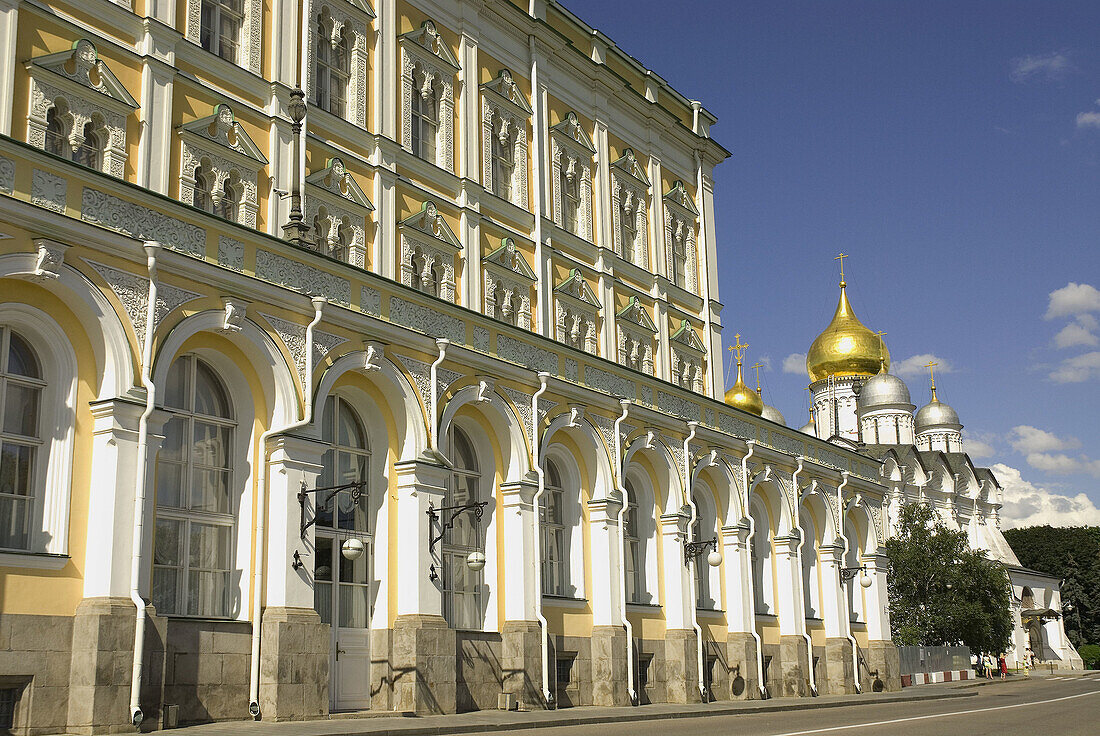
(769, 689), (1100, 736)
(1049, 676), (1063, 681)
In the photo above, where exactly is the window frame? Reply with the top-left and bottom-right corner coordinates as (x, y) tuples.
(399, 20), (459, 172)
(200, 0), (245, 64)
(0, 328), (47, 553)
(441, 425), (484, 630)
(187, 0), (263, 74)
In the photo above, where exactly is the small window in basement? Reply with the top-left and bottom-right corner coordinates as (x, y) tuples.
(0, 688), (18, 728)
(556, 654), (575, 687)
(637, 653), (653, 691)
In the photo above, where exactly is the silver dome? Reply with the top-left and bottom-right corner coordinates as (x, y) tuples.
(915, 399), (960, 429)
(762, 404), (786, 426)
(858, 371), (911, 408)
(799, 420), (816, 435)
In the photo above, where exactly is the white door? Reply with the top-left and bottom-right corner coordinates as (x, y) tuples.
(315, 534), (372, 711)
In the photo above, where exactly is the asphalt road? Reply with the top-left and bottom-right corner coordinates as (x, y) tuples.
(482, 676), (1100, 736)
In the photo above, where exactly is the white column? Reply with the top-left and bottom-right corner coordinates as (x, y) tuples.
(649, 154), (665, 279)
(529, 40), (553, 338)
(268, 0), (300, 85)
(592, 116), (612, 248)
(0, 0), (18, 136)
(376, 168), (398, 281)
(659, 512), (694, 630)
(83, 400), (167, 599)
(457, 31), (479, 182)
(819, 543), (849, 638)
(861, 552), (891, 641)
(393, 458), (449, 617)
(268, 113), (294, 239)
(774, 534), (807, 636)
(588, 496), (624, 627)
(500, 480), (539, 622)
(722, 523), (754, 634)
(462, 209), (482, 312)
(595, 249), (614, 360)
(137, 25), (176, 194)
(377, 0), (397, 140)
(264, 435), (325, 609)
(655, 300), (671, 384)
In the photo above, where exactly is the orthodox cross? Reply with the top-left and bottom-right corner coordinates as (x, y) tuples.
(874, 330), (887, 367)
(731, 333), (748, 367)
(834, 252), (848, 285)
(924, 360), (939, 399)
(750, 361), (764, 393)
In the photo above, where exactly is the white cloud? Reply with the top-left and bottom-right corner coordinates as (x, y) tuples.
(1078, 111), (1100, 129)
(1044, 282), (1100, 319)
(1053, 320), (1099, 349)
(1008, 425), (1080, 454)
(1024, 453), (1100, 477)
(893, 353), (953, 378)
(782, 352), (806, 375)
(1049, 351), (1100, 383)
(963, 431), (996, 460)
(755, 355), (773, 372)
(1009, 52), (1075, 83)
(992, 463), (1100, 529)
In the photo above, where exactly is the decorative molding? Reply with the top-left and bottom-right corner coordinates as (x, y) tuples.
(178, 104), (264, 229)
(360, 285), (381, 316)
(549, 112), (595, 241)
(481, 69), (531, 207)
(639, 384), (653, 408)
(399, 201), (461, 302)
(81, 188), (207, 257)
(610, 149), (650, 267)
(217, 236), (245, 271)
(657, 390), (701, 422)
(304, 158), (373, 267)
(472, 325), (490, 353)
(483, 238), (535, 329)
(554, 269), (600, 354)
(184, 0), (263, 74)
(501, 385), (534, 444)
(616, 296), (655, 374)
(564, 357), (578, 382)
(718, 412), (756, 441)
(399, 20), (458, 172)
(497, 334), (557, 373)
(31, 170), (66, 212)
(663, 180), (699, 292)
(307, 3), (372, 128)
(31, 239), (69, 281)
(669, 319), (707, 394)
(25, 39), (137, 179)
(87, 260), (201, 347)
(583, 366), (634, 402)
(0, 156), (13, 193)
(388, 296), (465, 343)
(255, 249), (352, 305)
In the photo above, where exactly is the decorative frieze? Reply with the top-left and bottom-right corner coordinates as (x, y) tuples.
(657, 390), (701, 422)
(0, 156), (13, 193)
(389, 296), (465, 343)
(360, 285), (381, 316)
(583, 366), (634, 402)
(217, 236), (245, 271)
(718, 411), (756, 441)
(496, 334), (557, 374)
(81, 188), (207, 257)
(255, 249), (351, 305)
(31, 170), (66, 212)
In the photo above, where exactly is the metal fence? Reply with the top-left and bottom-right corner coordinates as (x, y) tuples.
(897, 645), (972, 675)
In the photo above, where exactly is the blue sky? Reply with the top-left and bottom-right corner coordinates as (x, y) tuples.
(574, 1), (1100, 527)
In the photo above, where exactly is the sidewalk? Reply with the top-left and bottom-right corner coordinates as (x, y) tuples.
(168, 686), (976, 736)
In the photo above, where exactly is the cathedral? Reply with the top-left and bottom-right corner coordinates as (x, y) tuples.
(756, 270), (1083, 672)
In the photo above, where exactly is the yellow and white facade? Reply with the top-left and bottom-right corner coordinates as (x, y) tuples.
(0, 0), (900, 732)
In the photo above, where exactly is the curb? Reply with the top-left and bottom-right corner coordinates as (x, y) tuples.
(220, 689), (978, 736)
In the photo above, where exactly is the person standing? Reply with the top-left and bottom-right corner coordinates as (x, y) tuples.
(999, 654), (1008, 680)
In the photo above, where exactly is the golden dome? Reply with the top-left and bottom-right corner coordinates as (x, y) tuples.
(806, 282), (889, 382)
(724, 349), (764, 415)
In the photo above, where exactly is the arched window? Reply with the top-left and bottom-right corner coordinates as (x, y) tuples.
(561, 169), (580, 234)
(442, 426), (482, 629)
(153, 355), (236, 617)
(200, 0), (244, 63)
(692, 492), (717, 609)
(44, 107), (68, 157)
(314, 395), (370, 629)
(0, 329), (44, 551)
(800, 514), (821, 619)
(751, 502), (774, 615)
(540, 458), (567, 596)
(73, 121), (102, 169)
(315, 12), (351, 118)
(619, 200), (637, 260)
(623, 477), (644, 604)
(192, 165), (215, 213)
(330, 221), (351, 262)
(672, 230), (688, 290)
(410, 68), (439, 162)
(506, 290), (523, 328)
(491, 127), (515, 201)
(844, 521), (864, 623)
(219, 176), (239, 223)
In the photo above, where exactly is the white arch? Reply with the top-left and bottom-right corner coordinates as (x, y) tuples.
(0, 254), (135, 398)
(539, 411), (616, 503)
(439, 383), (530, 482)
(749, 471), (794, 535)
(312, 350), (428, 462)
(153, 311), (299, 427)
(622, 433), (684, 514)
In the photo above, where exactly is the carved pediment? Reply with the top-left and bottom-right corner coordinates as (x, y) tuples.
(617, 296), (656, 333)
(399, 20), (460, 71)
(305, 157), (373, 211)
(554, 268), (601, 309)
(342, 0), (376, 18)
(399, 201), (462, 250)
(664, 180), (699, 216)
(611, 148), (650, 187)
(485, 237), (536, 282)
(670, 319), (706, 353)
(550, 111), (595, 154)
(179, 104), (268, 165)
(481, 69), (532, 117)
(27, 39), (138, 112)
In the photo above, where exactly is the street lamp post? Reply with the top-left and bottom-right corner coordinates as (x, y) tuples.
(283, 87), (310, 247)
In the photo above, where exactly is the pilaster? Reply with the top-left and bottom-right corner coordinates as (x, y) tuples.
(778, 635), (809, 697)
(0, 0), (18, 136)
(659, 512), (693, 630)
(587, 495), (624, 626)
(500, 479), (540, 622)
(862, 552), (891, 642)
(137, 21), (176, 194)
(590, 625), (629, 706)
(725, 631), (760, 700)
(264, 434), (326, 610)
(773, 534), (806, 636)
(258, 607), (330, 721)
(66, 598), (137, 734)
(501, 620), (545, 708)
(819, 542), (849, 638)
(663, 628), (701, 704)
(394, 457), (449, 617)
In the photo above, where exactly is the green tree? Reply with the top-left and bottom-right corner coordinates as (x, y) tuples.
(1078, 644), (1100, 669)
(884, 503), (1013, 654)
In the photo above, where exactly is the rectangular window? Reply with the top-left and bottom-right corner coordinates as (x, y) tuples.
(624, 500), (643, 603)
(0, 688), (17, 729)
(492, 132), (515, 201)
(556, 654), (575, 686)
(637, 654), (652, 692)
(561, 172), (579, 234)
(620, 206), (637, 260)
(200, 0), (244, 63)
(673, 234), (688, 289)
(540, 485), (567, 596)
(411, 81), (438, 162)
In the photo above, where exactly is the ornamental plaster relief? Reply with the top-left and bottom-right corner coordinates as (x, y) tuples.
(480, 69), (531, 208)
(718, 411), (756, 441)
(81, 187), (207, 257)
(255, 249), (351, 305)
(663, 181), (700, 292)
(360, 285), (381, 316)
(0, 156), (13, 193)
(260, 314), (346, 386)
(610, 150), (651, 268)
(583, 366), (634, 402)
(399, 21), (458, 172)
(388, 296), (465, 343)
(31, 170), (66, 212)
(217, 236), (245, 271)
(549, 119), (595, 241)
(184, 0), (262, 73)
(180, 141), (260, 229)
(496, 333), (557, 374)
(307, 4), (371, 128)
(501, 386), (534, 445)
(657, 390), (700, 422)
(87, 261), (201, 348)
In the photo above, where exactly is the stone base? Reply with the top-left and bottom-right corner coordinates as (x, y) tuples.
(502, 621), (545, 709)
(778, 635), (809, 697)
(824, 637), (856, 695)
(66, 598), (137, 735)
(865, 639), (901, 692)
(725, 632), (760, 700)
(258, 607), (329, 722)
(369, 628), (394, 711)
(590, 626), (629, 706)
(392, 614), (456, 715)
(663, 629), (701, 704)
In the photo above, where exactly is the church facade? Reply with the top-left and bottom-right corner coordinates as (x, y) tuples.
(0, 0), (901, 733)
(797, 277), (1082, 672)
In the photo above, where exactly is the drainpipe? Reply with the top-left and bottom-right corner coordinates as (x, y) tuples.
(739, 441), (766, 698)
(836, 471), (861, 693)
(681, 422), (708, 701)
(429, 338), (449, 450)
(613, 399), (636, 703)
(248, 295), (326, 717)
(530, 372), (552, 706)
(791, 457), (818, 696)
(128, 240), (161, 727)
